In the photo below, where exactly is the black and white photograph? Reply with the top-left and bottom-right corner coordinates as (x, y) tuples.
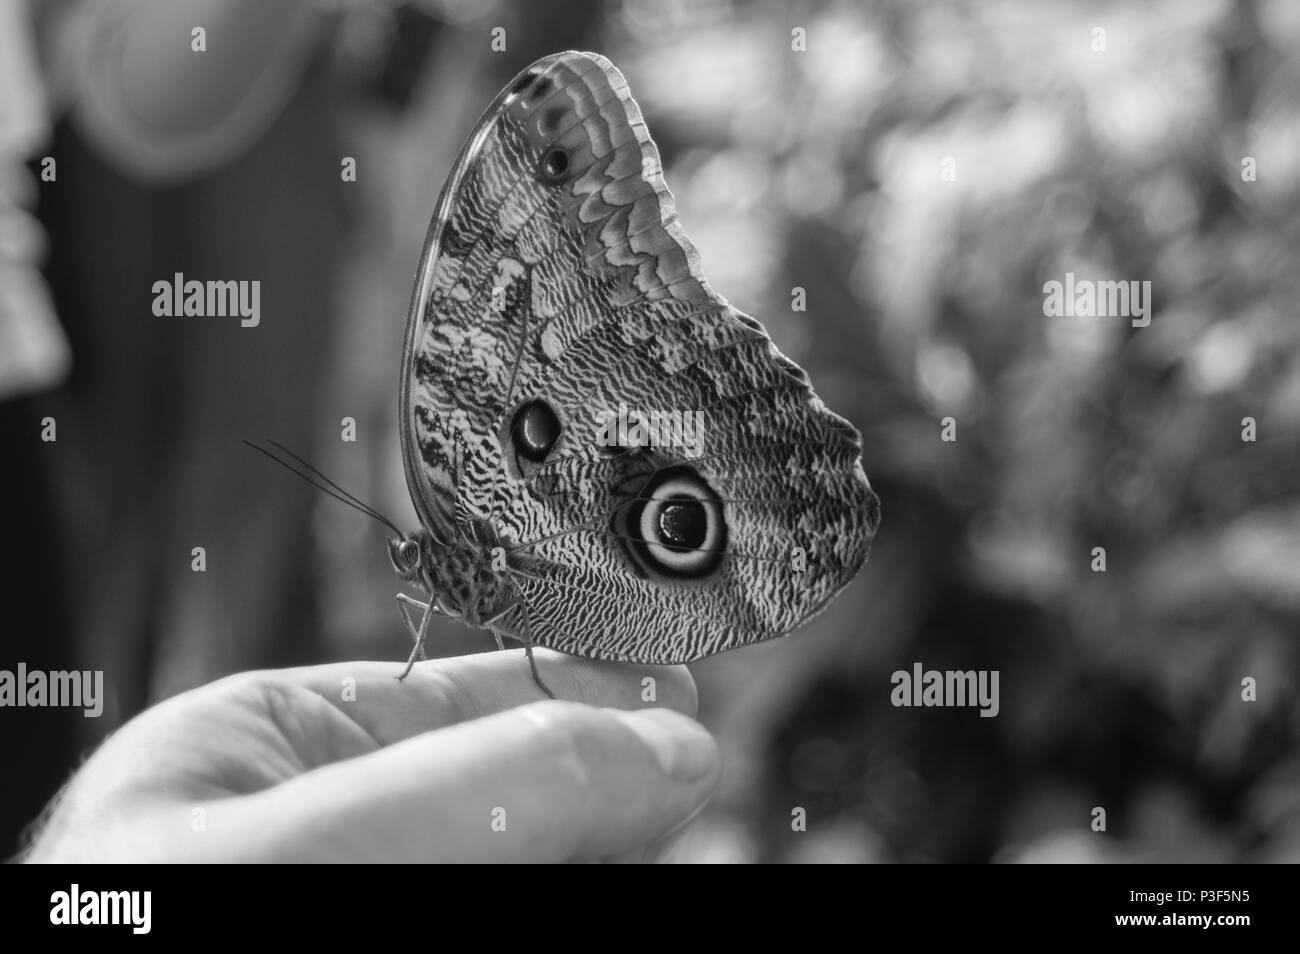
(0, 0), (1293, 917)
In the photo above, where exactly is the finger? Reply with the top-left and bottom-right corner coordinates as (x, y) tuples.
(38, 653), (696, 806)
(268, 650), (696, 746)
(223, 700), (721, 862)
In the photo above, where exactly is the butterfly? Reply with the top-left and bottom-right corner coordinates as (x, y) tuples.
(386, 50), (881, 697)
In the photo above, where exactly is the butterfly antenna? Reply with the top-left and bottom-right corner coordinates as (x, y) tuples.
(264, 439), (398, 524)
(242, 439), (404, 537)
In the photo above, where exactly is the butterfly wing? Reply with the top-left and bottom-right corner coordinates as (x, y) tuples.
(401, 51), (880, 663)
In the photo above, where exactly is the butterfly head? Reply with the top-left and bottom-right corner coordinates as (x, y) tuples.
(387, 522), (514, 627)
(387, 532), (427, 583)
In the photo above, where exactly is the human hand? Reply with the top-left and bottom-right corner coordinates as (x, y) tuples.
(23, 650), (720, 863)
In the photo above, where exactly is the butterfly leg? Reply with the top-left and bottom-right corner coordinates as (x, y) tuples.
(395, 593), (437, 680)
(396, 593), (429, 644)
(517, 612), (555, 700)
(479, 603), (554, 698)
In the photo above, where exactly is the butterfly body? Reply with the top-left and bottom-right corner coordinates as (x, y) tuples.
(388, 526), (515, 627)
(394, 51), (880, 674)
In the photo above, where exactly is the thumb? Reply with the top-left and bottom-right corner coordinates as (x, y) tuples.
(224, 700), (721, 862)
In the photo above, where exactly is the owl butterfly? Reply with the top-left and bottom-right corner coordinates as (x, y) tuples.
(390, 50), (881, 696)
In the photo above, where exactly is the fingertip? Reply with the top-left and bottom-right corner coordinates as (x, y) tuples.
(501, 699), (721, 859)
(531, 650), (697, 716)
(608, 707), (720, 783)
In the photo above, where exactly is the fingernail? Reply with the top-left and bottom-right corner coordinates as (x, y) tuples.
(614, 709), (718, 782)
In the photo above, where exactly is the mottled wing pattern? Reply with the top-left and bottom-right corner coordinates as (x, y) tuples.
(402, 51), (880, 664)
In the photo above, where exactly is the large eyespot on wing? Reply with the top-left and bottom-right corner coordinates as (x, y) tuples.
(615, 466), (727, 580)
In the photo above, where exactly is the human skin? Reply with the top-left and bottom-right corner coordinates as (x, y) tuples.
(23, 650), (721, 863)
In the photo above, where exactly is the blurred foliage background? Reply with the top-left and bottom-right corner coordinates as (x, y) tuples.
(4, 0), (1299, 861)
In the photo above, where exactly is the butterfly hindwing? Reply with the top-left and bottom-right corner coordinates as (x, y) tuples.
(401, 51), (880, 664)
